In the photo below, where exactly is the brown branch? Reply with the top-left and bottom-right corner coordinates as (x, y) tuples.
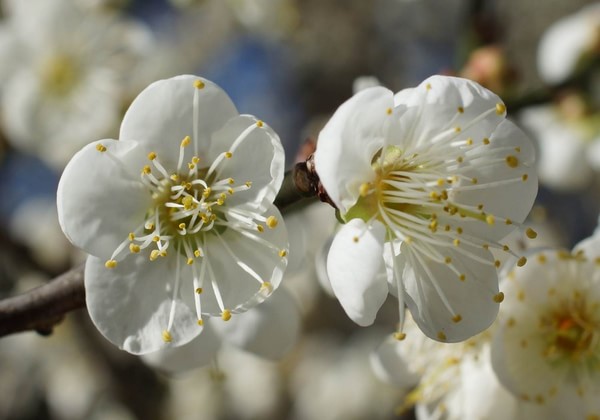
(0, 264), (85, 337)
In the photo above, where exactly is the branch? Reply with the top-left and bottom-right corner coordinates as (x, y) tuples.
(0, 264), (85, 336)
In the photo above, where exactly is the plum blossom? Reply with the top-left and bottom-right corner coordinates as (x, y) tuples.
(57, 75), (288, 354)
(492, 231), (600, 419)
(314, 75), (538, 342)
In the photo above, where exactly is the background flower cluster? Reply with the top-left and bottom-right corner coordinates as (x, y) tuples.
(0, 0), (599, 419)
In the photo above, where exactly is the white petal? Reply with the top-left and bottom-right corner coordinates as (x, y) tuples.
(327, 219), (388, 326)
(119, 75), (237, 168)
(209, 115), (285, 212)
(196, 204), (288, 315)
(85, 254), (200, 355)
(141, 322), (221, 374)
(57, 139), (151, 260)
(401, 240), (499, 342)
(369, 336), (421, 388)
(211, 287), (300, 360)
(314, 87), (394, 213)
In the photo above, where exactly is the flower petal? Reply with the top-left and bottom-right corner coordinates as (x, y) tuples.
(401, 240), (499, 342)
(141, 322), (221, 374)
(315, 87), (394, 213)
(211, 287), (300, 360)
(327, 219), (388, 326)
(369, 335), (421, 388)
(209, 115), (285, 212)
(195, 204), (288, 315)
(119, 75), (237, 168)
(57, 139), (151, 260)
(85, 254), (200, 355)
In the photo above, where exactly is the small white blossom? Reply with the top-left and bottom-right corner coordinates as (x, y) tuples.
(491, 231), (600, 419)
(57, 75), (288, 354)
(314, 75), (538, 342)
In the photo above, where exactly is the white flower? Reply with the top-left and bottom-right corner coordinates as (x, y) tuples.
(537, 3), (600, 85)
(57, 75), (288, 354)
(0, 0), (151, 169)
(314, 75), (538, 342)
(491, 232), (600, 419)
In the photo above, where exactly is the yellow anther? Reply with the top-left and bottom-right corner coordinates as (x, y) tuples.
(494, 260), (501, 268)
(96, 143), (107, 152)
(261, 282), (273, 293)
(194, 249), (202, 257)
(216, 198), (225, 205)
(359, 183), (371, 197)
(436, 178), (445, 187)
(182, 195), (194, 210)
(225, 178), (234, 185)
(444, 256), (452, 264)
(195, 287), (203, 294)
(221, 310), (232, 321)
(482, 244), (489, 250)
(515, 147), (521, 153)
(105, 259), (117, 269)
(202, 187), (212, 198)
(129, 243), (141, 253)
(386, 107), (393, 115)
(522, 174), (529, 182)
(453, 239), (460, 246)
(506, 155), (519, 168)
(471, 177), (478, 184)
(483, 137), (490, 145)
(526, 228), (538, 239)
(142, 165), (151, 175)
(495, 103), (506, 115)
(353, 236), (359, 243)
(257, 225), (264, 233)
(256, 120), (264, 127)
(178, 223), (186, 230)
(538, 254), (547, 264)
(517, 256), (527, 267)
(452, 314), (462, 323)
(429, 191), (440, 200)
(225, 151), (233, 158)
(279, 249), (288, 257)
(437, 331), (447, 341)
(227, 188), (234, 195)
(505, 218), (513, 225)
(266, 216), (278, 229)
(153, 235), (160, 242)
(393, 332), (406, 341)
(180, 136), (191, 147)
(188, 163), (195, 170)
(457, 106), (464, 114)
(162, 330), (172, 342)
(128, 232), (135, 241)
(477, 204), (484, 210)
(187, 258), (194, 265)
(404, 236), (413, 244)
(192, 156), (200, 164)
(170, 174), (179, 181)
(245, 181), (252, 187)
(425, 83), (432, 90)
(150, 250), (160, 261)
(466, 138), (473, 145)
(456, 227), (463, 234)
(459, 274), (466, 281)
(429, 220), (438, 232)
(456, 156), (464, 163)
(194, 79), (205, 89)
(503, 245), (510, 251)
(493, 292), (505, 303)
(455, 126), (462, 133)
(197, 319), (204, 326)
(148, 152), (157, 160)
(486, 215), (495, 225)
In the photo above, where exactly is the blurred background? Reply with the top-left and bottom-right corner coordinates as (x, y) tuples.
(0, 0), (598, 419)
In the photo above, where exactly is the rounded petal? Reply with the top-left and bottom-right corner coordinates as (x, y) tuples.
(327, 219), (388, 326)
(85, 254), (200, 355)
(141, 322), (221, 374)
(401, 240), (499, 342)
(315, 87), (394, 213)
(369, 336), (421, 388)
(209, 115), (285, 211)
(57, 139), (151, 260)
(211, 287), (301, 360)
(119, 75), (238, 168)
(195, 204), (289, 315)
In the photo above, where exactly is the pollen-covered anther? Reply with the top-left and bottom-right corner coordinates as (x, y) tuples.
(453, 239), (460, 246)
(278, 249), (287, 257)
(455, 126), (462, 133)
(162, 330), (172, 342)
(105, 259), (117, 268)
(494, 260), (501, 268)
(526, 228), (538, 239)
(194, 79), (205, 89)
(496, 103), (507, 115)
(517, 256), (527, 267)
(96, 144), (107, 152)
(148, 152), (157, 160)
(261, 282), (273, 293)
(457, 106), (464, 114)
(506, 155), (519, 168)
(459, 274), (466, 281)
(221, 310), (232, 321)
(483, 137), (490, 145)
(444, 256), (452, 264)
(393, 332), (407, 341)
(149, 250), (160, 261)
(359, 182), (371, 197)
(486, 214), (495, 225)
(493, 292), (505, 303)
(186, 258), (194, 265)
(225, 151), (233, 159)
(197, 319), (204, 326)
(386, 107), (393, 115)
(437, 331), (447, 341)
(195, 287), (203, 294)
(180, 136), (191, 147)
(256, 120), (264, 127)
(266, 216), (278, 228)
(129, 243), (141, 253)
(452, 314), (463, 323)
(142, 165), (151, 175)
(194, 249), (202, 257)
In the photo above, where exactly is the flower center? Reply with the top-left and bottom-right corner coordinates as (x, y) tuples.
(40, 54), (80, 96)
